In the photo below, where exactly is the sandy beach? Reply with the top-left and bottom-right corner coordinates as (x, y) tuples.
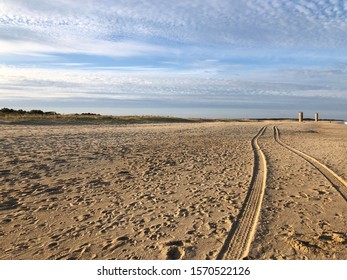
(0, 121), (346, 260)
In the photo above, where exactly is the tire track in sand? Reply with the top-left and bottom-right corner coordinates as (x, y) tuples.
(274, 126), (347, 203)
(217, 126), (267, 260)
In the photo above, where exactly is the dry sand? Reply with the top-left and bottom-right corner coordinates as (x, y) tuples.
(0, 121), (346, 259)
(250, 122), (347, 260)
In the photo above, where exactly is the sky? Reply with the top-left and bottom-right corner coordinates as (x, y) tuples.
(1, 0), (347, 119)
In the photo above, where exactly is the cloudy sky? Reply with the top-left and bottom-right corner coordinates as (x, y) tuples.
(1, 0), (347, 119)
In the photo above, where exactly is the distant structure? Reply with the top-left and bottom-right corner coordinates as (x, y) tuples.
(298, 112), (303, 122)
(315, 113), (319, 122)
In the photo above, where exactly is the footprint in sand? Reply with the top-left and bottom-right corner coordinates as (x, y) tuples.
(165, 241), (185, 260)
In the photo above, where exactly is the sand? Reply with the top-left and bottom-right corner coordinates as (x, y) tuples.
(0, 121), (346, 259)
(249, 122), (347, 260)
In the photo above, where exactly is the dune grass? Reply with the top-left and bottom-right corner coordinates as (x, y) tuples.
(0, 108), (232, 125)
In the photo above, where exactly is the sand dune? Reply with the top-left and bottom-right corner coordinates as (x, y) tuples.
(0, 121), (346, 259)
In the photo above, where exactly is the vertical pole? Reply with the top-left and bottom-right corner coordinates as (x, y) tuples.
(298, 112), (303, 122)
(314, 113), (318, 122)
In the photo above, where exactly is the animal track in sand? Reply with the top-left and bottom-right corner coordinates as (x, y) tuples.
(274, 126), (347, 203)
(217, 126), (267, 260)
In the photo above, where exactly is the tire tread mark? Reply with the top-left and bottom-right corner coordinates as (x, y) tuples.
(217, 126), (267, 260)
(274, 126), (347, 203)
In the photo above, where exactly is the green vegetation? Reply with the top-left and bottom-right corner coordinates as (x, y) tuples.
(0, 107), (228, 125)
(0, 108), (58, 116)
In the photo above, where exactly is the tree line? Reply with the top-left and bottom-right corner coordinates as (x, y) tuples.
(0, 108), (58, 115)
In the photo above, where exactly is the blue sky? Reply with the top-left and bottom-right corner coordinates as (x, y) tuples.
(1, 0), (347, 119)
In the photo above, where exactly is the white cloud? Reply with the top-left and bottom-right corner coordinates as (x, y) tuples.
(0, 36), (166, 58)
(1, 0), (347, 61)
(1, 1), (347, 119)
(1, 65), (346, 102)
(0, 0), (169, 58)
(1, 64), (346, 119)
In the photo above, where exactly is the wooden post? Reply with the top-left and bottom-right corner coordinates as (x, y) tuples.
(298, 112), (303, 122)
(314, 113), (318, 122)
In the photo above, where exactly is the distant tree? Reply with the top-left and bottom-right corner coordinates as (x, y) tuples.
(0, 108), (14, 113)
(0, 108), (60, 116)
(29, 110), (44, 115)
(44, 111), (57, 115)
(81, 113), (100, 116)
